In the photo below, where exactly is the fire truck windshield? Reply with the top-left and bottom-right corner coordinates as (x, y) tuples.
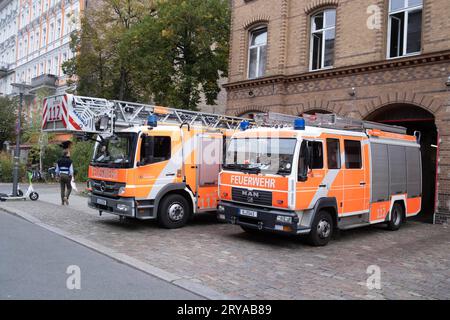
(223, 138), (297, 175)
(91, 133), (137, 168)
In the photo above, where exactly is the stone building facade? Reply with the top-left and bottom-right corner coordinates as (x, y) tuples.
(224, 0), (450, 223)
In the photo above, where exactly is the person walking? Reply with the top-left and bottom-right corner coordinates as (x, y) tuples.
(56, 150), (74, 205)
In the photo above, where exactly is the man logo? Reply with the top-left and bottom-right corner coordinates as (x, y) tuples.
(242, 190), (259, 198)
(242, 190), (259, 202)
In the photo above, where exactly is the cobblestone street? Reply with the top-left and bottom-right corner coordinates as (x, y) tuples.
(1, 184), (449, 300)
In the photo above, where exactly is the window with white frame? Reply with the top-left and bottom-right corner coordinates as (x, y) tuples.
(248, 26), (267, 79)
(57, 19), (61, 39)
(43, 28), (46, 47)
(54, 56), (58, 75)
(388, 0), (422, 58)
(310, 9), (336, 70)
(50, 22), (54, 42)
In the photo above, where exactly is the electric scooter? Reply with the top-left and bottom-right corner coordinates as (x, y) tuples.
(0, 170), (39, 202)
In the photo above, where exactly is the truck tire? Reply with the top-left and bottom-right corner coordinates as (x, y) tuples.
(386, 202), (403, 231)
(307, 210), (333, 246)
(157, 194), (190, 229)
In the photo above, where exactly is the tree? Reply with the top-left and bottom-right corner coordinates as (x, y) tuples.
(62, 0), (155, 101)
(0, 96), (18, 149)
(124, 0), (230, 110)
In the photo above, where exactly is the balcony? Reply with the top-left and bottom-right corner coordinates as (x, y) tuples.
(0, 62), (14, 78)
(29, 74), (58, 93)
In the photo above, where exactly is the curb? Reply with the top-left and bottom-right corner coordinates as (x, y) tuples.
(0, 205), (229, 300)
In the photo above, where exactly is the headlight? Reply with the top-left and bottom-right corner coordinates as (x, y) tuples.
(217, 205), (225, 213)
(117, 204), (129, 211)
(118, 186), (126, 195)
(276, 215), (292, 223)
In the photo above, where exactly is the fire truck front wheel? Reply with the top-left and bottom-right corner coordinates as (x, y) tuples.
(157, 194), (190, 229)
(307, 210), (333, 246)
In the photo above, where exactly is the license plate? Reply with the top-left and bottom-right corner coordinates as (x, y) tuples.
(97, 198), (107, 206)
(240, 209), (258, 218)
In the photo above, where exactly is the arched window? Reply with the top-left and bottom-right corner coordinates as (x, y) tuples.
(310, 9), (336, 70)
(388, 0), (422, 58)
(248, 26), (267, 79)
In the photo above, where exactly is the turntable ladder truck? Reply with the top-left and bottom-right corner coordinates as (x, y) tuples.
(42, 94), (250, 228)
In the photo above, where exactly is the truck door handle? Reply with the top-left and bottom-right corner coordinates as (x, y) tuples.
(166, 173), (175, 176)
(360, 181), (366, 186)
(319, 184), (327, 188)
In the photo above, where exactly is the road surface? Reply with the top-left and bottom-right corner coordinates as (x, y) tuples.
(0, 211), (202, 300)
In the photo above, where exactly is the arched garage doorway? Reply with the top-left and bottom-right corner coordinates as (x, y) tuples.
(238, 110), (265, 119)
(302, 109), (332, 115)
(365, 104), (437, 223)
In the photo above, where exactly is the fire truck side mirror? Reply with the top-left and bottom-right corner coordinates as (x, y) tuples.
(414, 131), (421, 143)
(298, 140), (310, 182)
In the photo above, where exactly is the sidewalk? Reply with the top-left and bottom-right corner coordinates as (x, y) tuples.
(1, 183), (450, 299)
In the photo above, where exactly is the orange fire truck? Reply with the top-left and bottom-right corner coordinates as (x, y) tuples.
(218, 113), (422, 246)
(42, 94), (248, 228)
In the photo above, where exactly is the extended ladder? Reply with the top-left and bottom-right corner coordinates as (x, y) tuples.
(254, 112), (407, 134)
(42, 94), (251, 135)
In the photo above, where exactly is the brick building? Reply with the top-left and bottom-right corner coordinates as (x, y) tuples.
(224, 0), (450, 223)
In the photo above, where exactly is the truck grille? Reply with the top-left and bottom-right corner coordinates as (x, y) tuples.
(91, 180), (125, 197)
(232, 187), (272, 206)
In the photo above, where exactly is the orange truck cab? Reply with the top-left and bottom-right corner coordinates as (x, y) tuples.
(42, 94), (246, 228)
(87, 123), (235, 228)
(217, 113), (422, 246)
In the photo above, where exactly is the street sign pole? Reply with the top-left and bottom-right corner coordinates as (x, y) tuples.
(12, 91), (23, 197)
(11, 82), (33, 197)
(12, 91), (22, 197)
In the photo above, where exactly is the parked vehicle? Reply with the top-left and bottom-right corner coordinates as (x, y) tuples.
(217, 113), (422, 246)
(30, 166), (47, 183)
(42, 94), (248, 228)
(47, 166), (57, 181)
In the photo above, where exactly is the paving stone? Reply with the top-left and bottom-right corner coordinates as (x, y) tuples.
(1, 183), (450, 300)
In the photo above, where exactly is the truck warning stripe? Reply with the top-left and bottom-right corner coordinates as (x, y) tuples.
(69, 116), (82, 130)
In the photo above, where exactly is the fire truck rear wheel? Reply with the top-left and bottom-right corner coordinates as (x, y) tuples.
(158, 194), (190, 229)
(386, 202), (404, 231)
(307, 210), (333, 246)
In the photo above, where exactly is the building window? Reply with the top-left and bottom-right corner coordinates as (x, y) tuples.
(388, 0), (422, 58)
(248, 26), (267, 79)
(310, 9), (336, 71)
(42, 28), (46, 47)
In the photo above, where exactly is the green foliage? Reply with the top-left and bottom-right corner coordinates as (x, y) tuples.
(0, 96), (18, 148)
(43, 144), (61, 169)
(64, 0), (154, 101)
(68, 0), (229, 110)
(124, 0), (230, 110)
(70, 141), (95, 182)
(0, 152), (26, 183)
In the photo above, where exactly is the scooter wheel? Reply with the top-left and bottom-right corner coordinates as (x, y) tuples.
(29, 192), (39, 201)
